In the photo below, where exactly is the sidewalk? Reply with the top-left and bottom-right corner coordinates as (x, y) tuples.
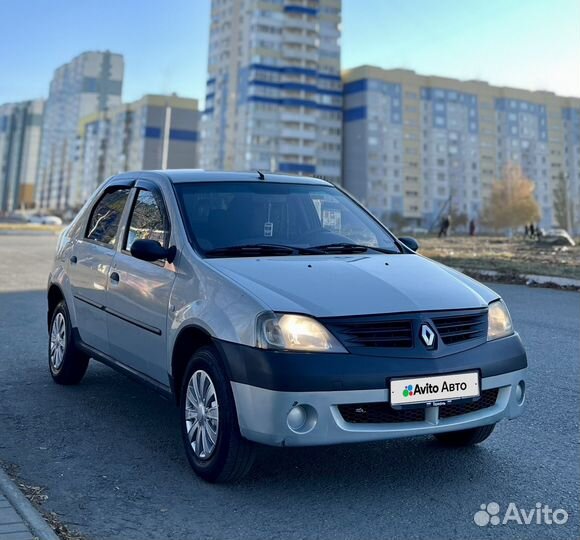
(0, 493), (34, 540)
(0, 468), (59, 540)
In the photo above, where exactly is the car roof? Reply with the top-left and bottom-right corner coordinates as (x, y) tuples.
(113, 169), (334, 186)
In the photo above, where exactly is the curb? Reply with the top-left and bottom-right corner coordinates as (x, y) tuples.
(454, 267), (580, 291)
(0, 231), (61, 236)
(0, 468), (59, 540)
(523, 273), (580, 288)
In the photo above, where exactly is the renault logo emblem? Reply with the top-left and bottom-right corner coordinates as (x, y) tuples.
(420, 323), (436, 349)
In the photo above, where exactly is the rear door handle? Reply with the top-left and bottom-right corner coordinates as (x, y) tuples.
(70, 255), (77, 264)
(110, 272), (120, 283)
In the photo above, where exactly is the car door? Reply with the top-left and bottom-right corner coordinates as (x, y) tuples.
(68, 184), (133, 355)
(106, 180), (177, 384)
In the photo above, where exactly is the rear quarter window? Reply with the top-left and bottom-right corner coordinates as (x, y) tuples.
(85, 188), (131, 246)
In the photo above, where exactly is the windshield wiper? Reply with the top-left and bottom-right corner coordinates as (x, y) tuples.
(313, 243), (400, 255)
(205, 243), (323, 257)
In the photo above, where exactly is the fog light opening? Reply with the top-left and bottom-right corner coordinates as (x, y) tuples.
(286, 404), (318, 434)
(515, 380), (526, 405)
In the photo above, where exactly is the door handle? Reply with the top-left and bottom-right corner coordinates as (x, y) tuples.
(110, 271), (120, 283)
(70, 255), (77, 264)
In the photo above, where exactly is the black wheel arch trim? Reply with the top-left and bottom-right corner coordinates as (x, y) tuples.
(170, 324), (232, 403)
(47, 283), (67, 329)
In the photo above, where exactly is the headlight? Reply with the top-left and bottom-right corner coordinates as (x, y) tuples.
(256, 313), (347, 353)
(487, 300), (513, 340)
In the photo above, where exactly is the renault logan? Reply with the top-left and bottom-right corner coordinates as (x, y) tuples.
(47, 170), (527, 482)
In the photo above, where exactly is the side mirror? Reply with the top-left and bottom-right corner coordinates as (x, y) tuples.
(130, 239), (176, 263)
(398, 236), (419, 252)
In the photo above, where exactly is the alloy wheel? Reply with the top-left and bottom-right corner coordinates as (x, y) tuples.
(50, 312), (66, 371)
(185, 370), (219, 459)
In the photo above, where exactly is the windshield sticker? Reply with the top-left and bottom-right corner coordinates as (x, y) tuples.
(264, 202), (274, 237)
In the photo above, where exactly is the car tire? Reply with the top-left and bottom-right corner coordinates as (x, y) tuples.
(434, 423), (496, 446)
(49, 300), (89, 385)
(180, 345), (255, 483)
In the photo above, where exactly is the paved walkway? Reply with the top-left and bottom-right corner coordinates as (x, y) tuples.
(0, 493), (34, 540)
(0, 469), (58, 540)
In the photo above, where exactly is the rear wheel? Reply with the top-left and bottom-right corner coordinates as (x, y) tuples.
(49, 300), (89, 385)
(180, 346), (255, 483)
(434, 423), (496, 446)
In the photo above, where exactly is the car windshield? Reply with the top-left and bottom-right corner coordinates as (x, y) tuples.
(175, 181), (401, 257)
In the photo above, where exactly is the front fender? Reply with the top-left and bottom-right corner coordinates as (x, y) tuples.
(166, 251), (270, 374)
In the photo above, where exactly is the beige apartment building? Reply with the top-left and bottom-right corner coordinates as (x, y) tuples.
(0, 99), (44, 212)
(77, 94), (201, 205)
(342, 66), (580, 233)
(36, 51), (124, 210)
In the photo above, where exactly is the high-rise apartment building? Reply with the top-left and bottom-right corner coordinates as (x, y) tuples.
(342, 66), (580, 233)
(36, 51), (124, 210)
(77, 94), (201, 201)
(0, 99), (44, 212)
(201, 0), (342, 182)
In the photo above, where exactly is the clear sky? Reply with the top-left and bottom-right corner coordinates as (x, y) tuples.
(0, 0), (578, 106)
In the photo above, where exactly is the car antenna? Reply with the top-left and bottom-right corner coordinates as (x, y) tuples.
(257, 169), (265, 180)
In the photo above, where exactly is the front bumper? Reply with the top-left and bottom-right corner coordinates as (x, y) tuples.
(231, 368), (527, 447)
(218, 332), (527, 392)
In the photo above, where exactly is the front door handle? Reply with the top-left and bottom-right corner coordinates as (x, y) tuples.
(110, 271), (120, 283)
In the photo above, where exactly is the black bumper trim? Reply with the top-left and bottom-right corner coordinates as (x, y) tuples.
(216, 333), (527, 392)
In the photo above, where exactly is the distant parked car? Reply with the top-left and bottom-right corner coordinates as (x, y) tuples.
(28, 214), (63, 225)
(0, 213), (28, 224)
(540, 228), (575, 247)
(47, 170), (528, 482)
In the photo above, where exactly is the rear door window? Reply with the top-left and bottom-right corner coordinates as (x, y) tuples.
(124, 189), (170, 251)
(85, 188), (131, 246)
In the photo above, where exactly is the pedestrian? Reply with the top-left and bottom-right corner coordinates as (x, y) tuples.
(524, 224), (529, 237)
(469, 219), (476, 237)
(438, 215), (450, 238)
(529, 223), (535, 238)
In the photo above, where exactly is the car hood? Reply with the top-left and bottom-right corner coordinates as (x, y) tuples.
(206, 254), (499, 317)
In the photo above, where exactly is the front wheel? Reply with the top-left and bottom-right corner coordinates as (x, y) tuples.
(180, 346), (255, 483)
(49, 300), (89, 385)
(434, 423), (496, 446)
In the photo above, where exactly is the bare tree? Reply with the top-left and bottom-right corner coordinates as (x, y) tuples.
(553, 171), (572, 231)
(482, 164), (541, 231)
(384, 211), (407, 233)
(450, 208), (468, 229)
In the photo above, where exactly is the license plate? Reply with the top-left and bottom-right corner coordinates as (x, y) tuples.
(390, 371), (480, 408)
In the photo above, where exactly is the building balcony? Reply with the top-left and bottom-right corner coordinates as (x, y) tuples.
(284, 18), (318, 33)
(280, 111), (317, 124)
(280, 128), (316, 140)
(282, 32), (319, 48)
(279, 143), (316, 157)
(282, 47), (319, 63)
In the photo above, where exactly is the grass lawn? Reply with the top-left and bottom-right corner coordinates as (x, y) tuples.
(419, 236), (580, 280)
(0, 225), (577, 282)
(0, 223), (64, 233)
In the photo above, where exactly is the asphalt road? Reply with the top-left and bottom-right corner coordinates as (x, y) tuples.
(0, 234), (578, 540)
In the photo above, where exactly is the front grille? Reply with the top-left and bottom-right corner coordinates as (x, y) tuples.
(338, 388), (499, 424)
(432, 310), (487, 345)
(338, 403), (425, 423)
(439, 388), (498, 418)
(322, 309), (487, 352)
(324, 318), (413, 348)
